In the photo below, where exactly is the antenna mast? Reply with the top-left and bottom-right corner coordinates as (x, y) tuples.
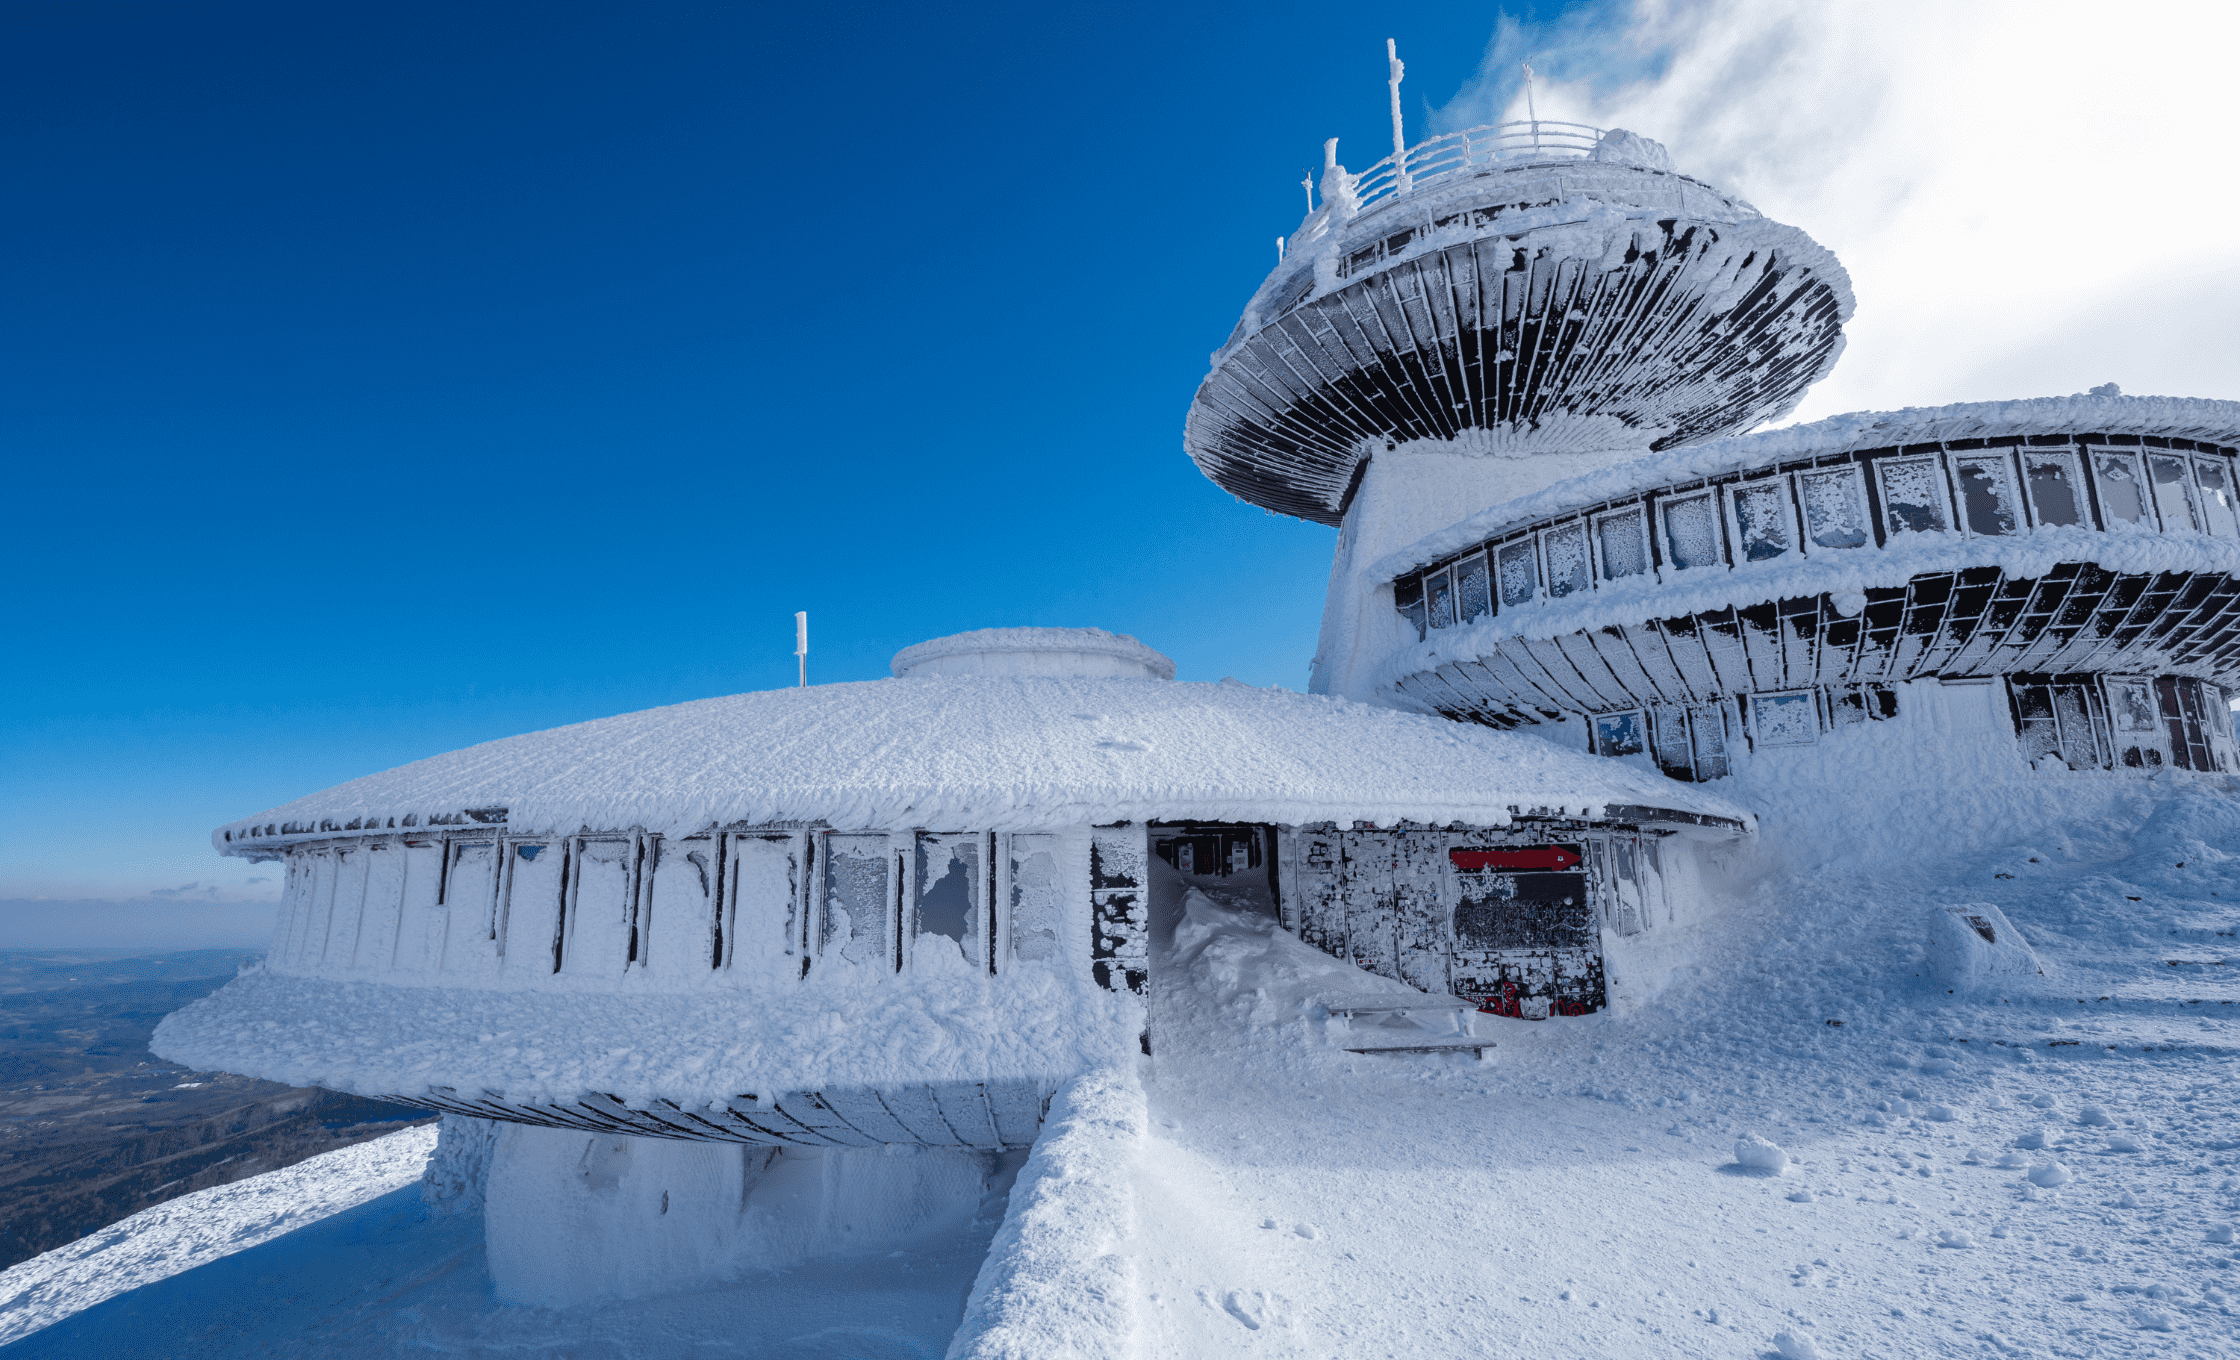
(1386, 39), (1410, 191)
(1522, 62), (1540, 155)
(794, 611), (808, 687)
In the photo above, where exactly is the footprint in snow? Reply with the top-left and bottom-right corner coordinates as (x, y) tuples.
(1207, 1288), (1290, 1331)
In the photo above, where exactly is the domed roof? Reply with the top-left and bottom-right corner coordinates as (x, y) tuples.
(891, 627), (1174, 680)
(216, 676), (1748, 853)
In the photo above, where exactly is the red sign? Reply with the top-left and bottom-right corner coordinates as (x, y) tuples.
(1449, 845), (1582, 873)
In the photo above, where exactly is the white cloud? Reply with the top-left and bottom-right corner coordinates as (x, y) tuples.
(1433, 0), (2240, 422)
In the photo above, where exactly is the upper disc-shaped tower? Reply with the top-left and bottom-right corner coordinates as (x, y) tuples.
(1186, 121), (1855, 524)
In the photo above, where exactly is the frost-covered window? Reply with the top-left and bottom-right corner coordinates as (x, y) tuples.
(1426, 569), (1455, 630)
(1593, 507), (1649, 580)
(1648, 701), (1693, 777)
(1690, 701), (1732, 779)
(1456, 553), (1492, 623)
(2022, 451), (2084, 527)
(2110, 679), (2157, 733)
(2196, 458), (2240, 537)
(2148, 455), (2201, 532)
(727, 833), (803, 976)
(563, 837), (637, 975)
(503, 840), (565, 974)
(2011, 677), (2114, 770)
(1007, 834), (1062, 964)
(1727, 477), (1796, 562)
(443, 840), (503, 973)
(2091, 451), (2149, 528)
(1952, 455), (2022, 537)
(1659, 492), (1722, 571)
(1799, 467), (1869, 550)
(1497, 539), (1539, 607)
(914, 834), (982, 968)
(1593, 710), (1646, 757)
(1542, 521), (1590, 598)
(1875, 457), (1951, 535)
(822, 833), (893, 969)
(1395, 576), (1427, 640)
(1751, 690), (1819, 747)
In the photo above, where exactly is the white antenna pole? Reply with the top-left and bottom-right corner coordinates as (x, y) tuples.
(794, 611), (808, 688)
(1276, 236), (1286, 261)
(1302, 171), (1315, 215)
(1386, 39), (1410, 191)
(1522, 62), (1539, 155)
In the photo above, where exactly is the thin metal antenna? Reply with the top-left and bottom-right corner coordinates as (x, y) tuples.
(794, 611), (808, 687)
(1301, 171), (1315, 215)
(1386, 39), (1410, 191)
(1522, 62), (1540, 155)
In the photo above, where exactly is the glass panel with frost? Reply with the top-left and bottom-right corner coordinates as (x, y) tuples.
(1007, 834), (1063, 964)
(1594, 507), (1649, 580)
(2196, 458), (2240, 537)
(1497, 538), (1539, 606)
(1799, 467), (1869, 549)
(914, 834), (980, 967)
(1953, 455), (2021, 536)
(1876, 457), (1951, 535)
(1395, 576), (1426, 639)
(1457, 553), (1492, 622)
(1542, 521), (1589, 598)
(2149, 455), (2200, 532)
(2023, 451), (2084, 527)
(1752, 690), (1819, 746)
(1660, 493), (1722, 571)
(2111, 679), (2157, 733)
(1426, 569), (1454, 629)
(2092, 451), (2149, 527)
(1689, 701), (1731, 779)
(1729, 478), (1795, 561)
(822, 833), (892, 968)
(1594, 710), (1645, 757)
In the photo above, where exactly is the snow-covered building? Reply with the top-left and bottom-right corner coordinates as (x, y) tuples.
(1187, 119), (2240, 786)
(160, 628), (1746, 1157)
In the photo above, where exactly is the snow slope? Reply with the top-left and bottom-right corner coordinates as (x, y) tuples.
(0, 1124), (437, 1347)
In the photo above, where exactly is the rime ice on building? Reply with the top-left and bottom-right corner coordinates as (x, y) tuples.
(153, 57), (2240, 1308)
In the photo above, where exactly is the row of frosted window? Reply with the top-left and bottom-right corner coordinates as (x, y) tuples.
(1588, 684), (1899, 782)
(264, 828), (1072, 984)
(1396, 435), (2240, 638)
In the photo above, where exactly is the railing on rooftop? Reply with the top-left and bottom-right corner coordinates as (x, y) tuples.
(1348, 120), (1606, 213)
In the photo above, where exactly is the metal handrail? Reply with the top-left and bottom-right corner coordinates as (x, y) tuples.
(1349, 119), (1605, 211)
(1284, 119), (1609, 259)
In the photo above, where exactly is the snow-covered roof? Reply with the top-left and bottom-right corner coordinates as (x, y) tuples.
(891, 627), (1174, 680)
(215, 677), (1750, 853)
(1372, 393), (2240, 581)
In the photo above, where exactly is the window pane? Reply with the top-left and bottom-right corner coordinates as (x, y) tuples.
(2023, 452), (2083, 527)
(2197, 458), (2240, 537)
(1457, 554), (1492, 622)
(1752, 691), (1819, 746)
(1954, 456), (2020, 536)
(1426, 570), (1455, 629)
(2093, 452), (2148, 525)
(1395, 576), (1426, 639)
(1595, 508), (1649, 579)
(1661, 493), (1721, 570)
(2150, 455), (2200, 532)
(1497, 540), (1538, 606)
(2112, 681), (2156, 732)
(1877, 457), (1950, 535)
(1730, 479), (1794, 561)
(1542, 522), (1589, 598)
(1594, 710), (1645, 757)
(1799, 468), (1868, 549)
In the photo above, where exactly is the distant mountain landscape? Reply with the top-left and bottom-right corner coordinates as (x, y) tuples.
(0, 950), (430, 1271)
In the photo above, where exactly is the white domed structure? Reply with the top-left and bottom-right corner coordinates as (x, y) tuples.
(162, 641), (1746, 1155)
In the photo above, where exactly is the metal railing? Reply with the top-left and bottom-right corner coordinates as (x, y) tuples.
(1349, 120), (1606, 212)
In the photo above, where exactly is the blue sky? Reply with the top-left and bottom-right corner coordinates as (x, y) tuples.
(2, 2), (1606, 920)
(11, 0), (2235, 940)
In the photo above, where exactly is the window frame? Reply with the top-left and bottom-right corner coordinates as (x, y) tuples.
(1721, 472), (1802, 565)
(1950, 451), (2026, 539)
(1796, 463), (1871, 552)
(1872, 454), (1956, 538)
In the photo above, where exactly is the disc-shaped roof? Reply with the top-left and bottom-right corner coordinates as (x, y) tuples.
(217, 676), (1749, 853)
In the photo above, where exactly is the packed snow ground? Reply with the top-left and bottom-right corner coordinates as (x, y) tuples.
(10, 776), (2239, 1357)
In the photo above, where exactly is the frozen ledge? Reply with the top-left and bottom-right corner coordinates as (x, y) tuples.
(947, 1062), (1145, 1360)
